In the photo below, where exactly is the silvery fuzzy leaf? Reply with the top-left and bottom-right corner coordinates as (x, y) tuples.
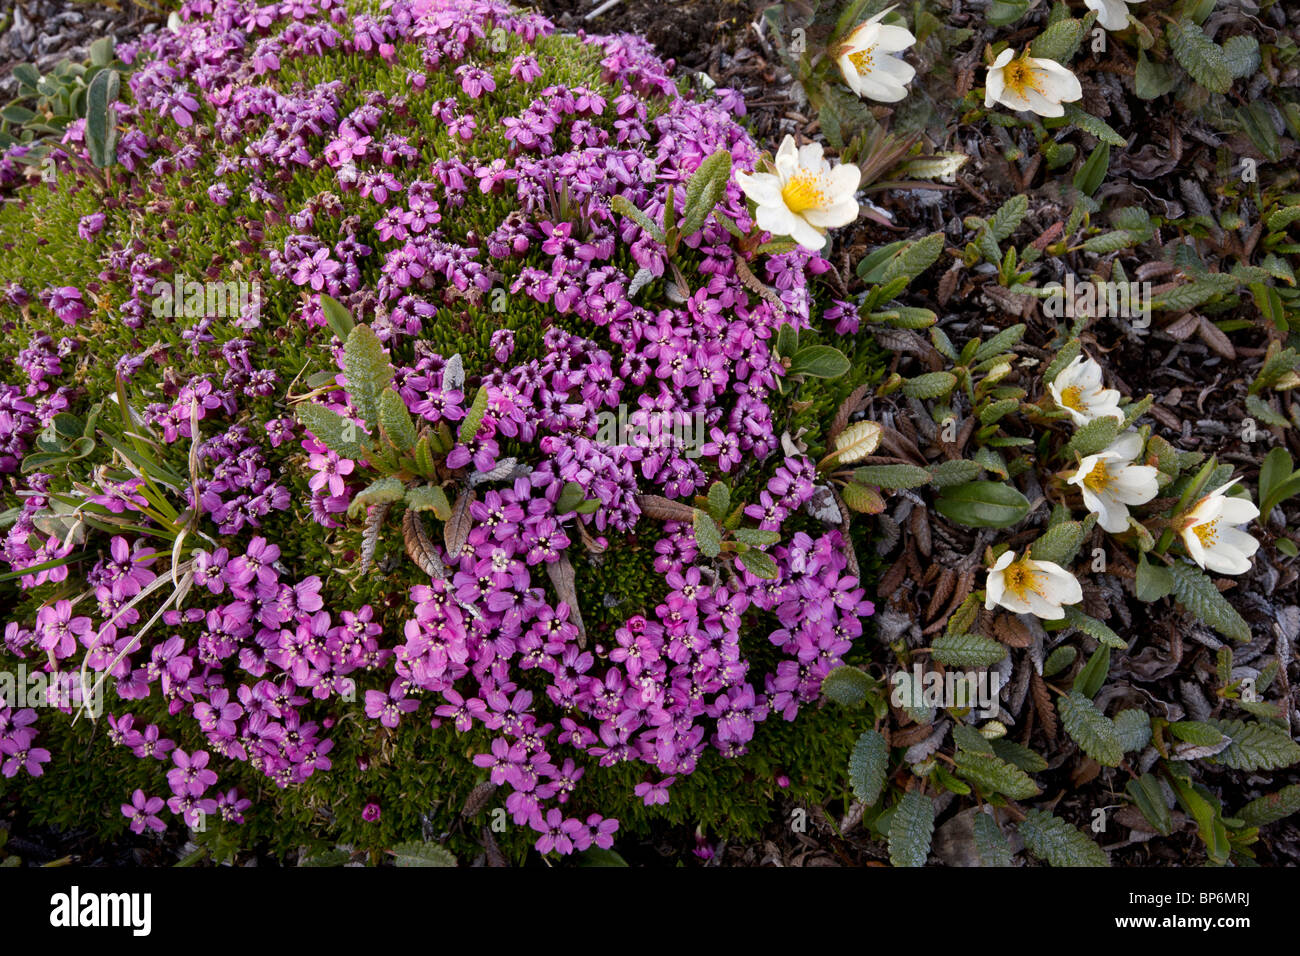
(904, 719), (949, 765)
(628, 267), (655, 298)
(780, 428), (807, 458)
(468, 457), (518, 487)
(804, 485), (842, 525)
(664, 280), (687, 304)
(443, 353), (465, 392)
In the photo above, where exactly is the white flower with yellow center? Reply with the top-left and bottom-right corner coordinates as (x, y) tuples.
(1180, 479), (1260, 575)
(1066, 431), (1159, 533)
(1047, 355), (1124, 427)
(835, 6), (917, 103)
(985, 550), (1083, 620)
(985, 48), (1083, 118)
(1084, 0), (1144, 31)
(735, 135), (861, 251)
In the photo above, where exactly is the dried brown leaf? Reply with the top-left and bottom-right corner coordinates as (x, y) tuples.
(403, 508), (447, 580)
(546, 552), (586, 648)
(445, 490), (474, 558)
(635, 494), (697, 523)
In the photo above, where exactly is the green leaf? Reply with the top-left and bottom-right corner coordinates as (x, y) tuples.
(1208, 719), (1300, 771)
(821, 665), (874, 707)
(1073, 142), (1110, 197)
(931, 633), (1006, 667)
(929, 459), (983, 487)
(391, 842), (457, 867)
(1063, 606), (1126, 650)
(1126, 775), (1173, 835)
(1134, 49), (1177, 100)
(347, 477), (405, 519)
(990, 738), (1048, 773)
(680, 147), (732, 238)
(1030, 17), (1086, 62)
(888, 790), (935, 868)
(1072, 645), (1111, 699)
(934, 481), (1031, 528)
(458, 386), (489, 443)
(1169, 719), (1228, 747)
(343, 325), (392, 427)
(1168, 562), (1251, 643)
(378, 389), (417, 452)
(1064, 416), (1121, 458)
(850, 464), (933, 490)
(880, 232), (945, 285)
(579, 848), (629, 867)
(973, 325), (1026, 363)
(901, 372), (957, 399)
(1259, 446), (1299, 515)
(1167, 19), (1233, 94)
(1030, 521), (1089, 568)
(1019, 809), (1108, 867)
(693, 509), (722, 558)
(555, 481), (586, 514)
(972, 811), (1016, 866)
(987, 195), (1028, 242)
(1237, 785), (1300, 827)
(319, 294), (355, 341)
(1062, 104), (1128, 148)
(405, 484), (451, 520)
(954, 749), (1040, 800)
(732, 527), (780, 546)
(610, 194), (665, 243)
(788, 345), (850, 379)
(295, 402), (366, 459)
(85, 67), (120, 168)
(1135, 554), (1174, 602)
(848, 729), (889, 805)
(1114, 709), (1152, 752)
(706, 481), (730, 521)
(1059, 691), (1123, 766)
(737, 548), (778, 579)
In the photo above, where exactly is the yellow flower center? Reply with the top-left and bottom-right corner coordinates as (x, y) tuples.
(781, 171), (827, 214)
(1081, 458), (1112, 494)
(849, 45), (876, 73)
(1002, 558), (1043, 600)
(1192, 519), (1220, 548)
(1058, 385), (1084, 411)
(1002, 56), (1045, 99)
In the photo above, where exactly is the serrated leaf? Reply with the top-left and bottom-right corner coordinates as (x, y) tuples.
(1064, 416), (1120, 458)
(706, 481), (730, 521)
(1062, 104), (1128, 148)
(889, 790), (935, 868)
(881, 232), (945, 285)
(391, 842), (457, 867)
(379, 389), (417, 452)
(1126, 774), (1173, 835)
(458, 386), (489, 444)
(990, 738), (1048, 773)
(1063, 606), (1126, 650)
(848, 729), (889, 805)
(737, 548), (778, 579)
(347, 477), (405, 519)
(988, 195), (1028, 242)
(1019, 809), (1108, 867)
(1238, 785), (1300, 827)
(1168, 562), (1250, 643)
(851, 464), (933, 490)
(295, 402), (365, 459)
(929, 459), (983, 487)
(1208, 719), (1300, 771)
(954, 750), (1040, 800)
(693, 509), (722, 558)
(1059, 691), (1123, 766)
(1168, 19), (1233, 95)
(1114, 709), (1151, 752)
(680, 147), (732, 238)
(405, 484), (451, 520)
(1031, 522), (1088, 568)
(1030, 17), (1085, 63)
(972, 811), (1015, 866)
(610, 194), (665, 243)
(901, 372), (957, 399)
(821, 665), (874, 706)
(932, 633), (1006, 667)
(343, 325), (392, 426)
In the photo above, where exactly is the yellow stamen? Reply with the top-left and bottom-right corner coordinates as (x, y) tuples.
(1002, 557), (1044, 601)
(1002, 55), (1046, 99)
(1081, 458), (1111, 494)
(781, 171), (826, 214)
(849, 46), (876, 73)
(1058, 385), (1084, 411)
(1193, 519), (1220, 548)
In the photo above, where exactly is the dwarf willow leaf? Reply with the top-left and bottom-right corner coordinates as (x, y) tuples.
(1126, 775), (1173, 835)
(693, 509), (722, 558)
(343, 325), (391, 427)
(85, 67), (120, 168)
(821, 665), (873, 706)
(851, 464), (932, 490)
(737, 548), (778, 579)
(934, 481), (1030, 528)
(319, 293), (355, 341)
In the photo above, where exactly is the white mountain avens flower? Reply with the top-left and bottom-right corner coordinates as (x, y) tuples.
(835, 6), (917, 103)
(1066, 431), (1159, 533)
(985, 550), (1084, 620)
(1084, 0), (1144, 31)
(1180, 479), (1261, 575)
(984, 48), (1083, 118)
(1048, 355), (1125, 427)
(736, 135), (861, 251)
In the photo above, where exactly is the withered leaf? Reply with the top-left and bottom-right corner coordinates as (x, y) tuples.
(1031, 673), (1058, 739)
(1197, 316), (1236, 360)
(829, 383), (872, 442)
(359, 501), (390, 575)
(403, 508), (447, 580)
(993, 614), (1033, 648)
(546, 551), (587, 648)
(635, 494), (697, 523)
(460, 780), (497, 819)
(445, 490), (474, 558)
